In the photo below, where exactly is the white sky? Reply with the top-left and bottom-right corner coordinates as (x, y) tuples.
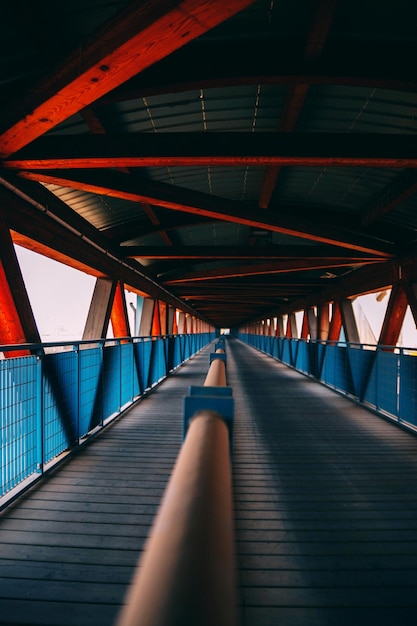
(15, 246), (137, 342)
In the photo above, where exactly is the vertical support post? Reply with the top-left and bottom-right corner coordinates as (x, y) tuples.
(159, 301), (167, 335)
(0, 225), (41, 356)
(111, 281), (131, 339)
(340, 299), (360, 344)
(83, 277), (115, 340)
(276, 316), (284, 337)
(177, 311), (186, 334)
(378, 282), (408, 348)
(329, 302), (342, 343)
(286, 312), (297, 338)
(318, 303), (330, 340)
(151, 300), (161, 336)
(138, 298), (155, 337)
(35, 354), (43, 474)
(307, 307), (318, 340)
(301, 310), (309, 339)
(167, 306), (175, 335)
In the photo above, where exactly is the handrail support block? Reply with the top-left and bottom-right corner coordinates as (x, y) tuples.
(209, 352), (227, 365)
(183, 385), (234, 445)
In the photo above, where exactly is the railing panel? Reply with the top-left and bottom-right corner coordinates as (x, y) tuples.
(43, 352), (78, 464)
(1, 333), (213, 504)
(101, 344), (122, 420)
(0, 357), (38, 494)
(120, 342), (136, 408)
(376, 350), (399, 417)
(237, 333), (417, 434)
(79, 346), (103, 436)
(295, 339), (309, 373)
(399, 353), (417, 428)
(346, 346), (375, 400)
(148, 338), (166, 388)
(282, 339), (292, 365)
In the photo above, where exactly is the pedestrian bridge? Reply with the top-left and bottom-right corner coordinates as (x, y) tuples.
(2, 336), (417, 626)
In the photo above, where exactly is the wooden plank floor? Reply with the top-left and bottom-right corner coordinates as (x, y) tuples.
(227, 338), (417, 626)
(2, 338), (417, 625)
(0, 347), (211, 626)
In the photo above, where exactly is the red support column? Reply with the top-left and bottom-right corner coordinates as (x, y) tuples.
(110, 281), (130, 339)
(172, 310), (178, 334)
(307, 307), (318, 340)
(0, 260), (30, 357)
(328, 302), (342, 343)
(276, 317), (284, 337)
(159, 301), (167, 335)
(318, 303), (330, 340)
(0, 226), (41, 357)
(151, 300), (162, 336)
(301, 310), (309, 339)
(378, 282), (409, 348)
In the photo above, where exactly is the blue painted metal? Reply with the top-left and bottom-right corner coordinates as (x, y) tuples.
(238, 333), (417, 435)
(0, 332), (215, 503)
(209, 352), (227, 365)
(0, 356), (38, 495)
(399, 353), (417, 428)
(183, 385), (234, 446)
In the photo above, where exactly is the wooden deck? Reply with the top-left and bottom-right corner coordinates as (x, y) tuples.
(2, 338), (417, 625)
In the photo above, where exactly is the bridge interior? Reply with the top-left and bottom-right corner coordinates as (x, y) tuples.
(2, 338), (417, 626)
(2, 2), (417, 625)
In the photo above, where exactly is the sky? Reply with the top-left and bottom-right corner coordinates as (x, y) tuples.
(15, 245), (137, 342)
(14, 245), (417, 347)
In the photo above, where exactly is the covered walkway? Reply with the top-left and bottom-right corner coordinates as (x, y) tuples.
(2, 338), (417, 625)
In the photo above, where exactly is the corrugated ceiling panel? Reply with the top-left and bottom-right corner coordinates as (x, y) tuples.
(275, 167), (400, 214)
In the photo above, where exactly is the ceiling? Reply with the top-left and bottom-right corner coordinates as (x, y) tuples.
(1, 0), (417, 329)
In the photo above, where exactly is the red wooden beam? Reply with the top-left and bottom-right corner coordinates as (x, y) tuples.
(7, 132), (417, 169)
(163, 259), (382, 284)
(151, 300), (162, 336)
(0, 261), (30, 357)
(328, 302), (342, 342)
(122, 245), (381, 261)
(301, 310), (309, 339)
(378, 282), (409, 348)
(19, 170), (395, 257)
(0, 225), (41, 356)
(111, 281), (130, 339)
(0, 0), (256, 158)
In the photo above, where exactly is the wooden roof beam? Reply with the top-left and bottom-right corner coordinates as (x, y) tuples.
(0, 0), (256, 158)
(122, 244), (383, 261)
(19, 169), (395, 257)
(162, 259), (384, 284)
(259, 0), (338, 209)
(8, 132), (417, 169)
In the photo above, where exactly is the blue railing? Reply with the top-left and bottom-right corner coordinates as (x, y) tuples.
(0, 333), (215, 504)
(238, 333), (417, 433)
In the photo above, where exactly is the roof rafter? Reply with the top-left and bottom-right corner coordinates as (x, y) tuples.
(7, 132), (417, 169)
(0, 180), (202, 318)
(0, 0), (256, 158)
(162, 259), (385, 283)
(19, 169), (395, 257)
(122, 244), (382, 261)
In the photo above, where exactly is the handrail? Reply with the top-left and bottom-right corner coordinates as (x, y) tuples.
(117, 339), (237, 626)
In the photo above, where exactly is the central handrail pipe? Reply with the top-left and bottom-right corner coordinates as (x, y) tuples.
(116, 339), (236, 626)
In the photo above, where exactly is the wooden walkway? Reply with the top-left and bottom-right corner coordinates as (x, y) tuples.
(2, 338), (417, 625)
